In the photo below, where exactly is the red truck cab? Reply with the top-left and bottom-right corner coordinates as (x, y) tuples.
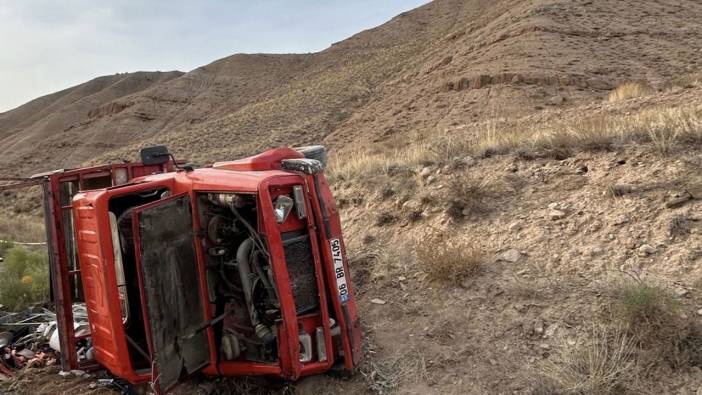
(63, 147), (361, 392)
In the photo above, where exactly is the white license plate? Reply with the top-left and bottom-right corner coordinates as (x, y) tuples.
(330, 238), (349, 303)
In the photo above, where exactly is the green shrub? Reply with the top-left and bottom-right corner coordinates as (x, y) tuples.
(0, 240), (13, 257)
(0, 246), (49, 311)
(613, 279), (680, 329)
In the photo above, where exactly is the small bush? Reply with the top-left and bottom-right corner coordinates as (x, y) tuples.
(608, 82), (655, 102)
(537, 326), (638, 395)
(415, 236), (483, 284)
(608, 277), (702, 369)
(0, 246), (50, 311)
(445, 175), (498, 221)
(615, 281), (678, 325)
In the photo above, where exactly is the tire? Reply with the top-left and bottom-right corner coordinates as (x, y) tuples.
(294, 145), (327, 167)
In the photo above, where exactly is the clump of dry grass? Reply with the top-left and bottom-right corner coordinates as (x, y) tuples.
(536, 326), (638, 395)
(445, 175), (498, 220)
(415, 236), (484, 284)
(608, 82), (655, 102)
(361, 348), (429, 393)
(611, 277), (680, 328)
(607, 275), (702, 369)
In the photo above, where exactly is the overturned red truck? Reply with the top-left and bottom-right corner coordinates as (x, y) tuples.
(27, 146), (361, 392)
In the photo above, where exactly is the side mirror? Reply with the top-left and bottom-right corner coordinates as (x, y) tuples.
(280, 158), (323, 175)
(139, 146), (170, 165)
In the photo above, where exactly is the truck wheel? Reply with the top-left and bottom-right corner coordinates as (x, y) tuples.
(294, 145), (326, 167)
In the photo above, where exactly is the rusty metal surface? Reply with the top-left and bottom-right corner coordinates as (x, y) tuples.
(42, 178), (79, 371)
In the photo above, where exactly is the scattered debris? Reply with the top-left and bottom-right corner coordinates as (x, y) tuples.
(0, 304), (92, 380)
(370, 299), (387, 305)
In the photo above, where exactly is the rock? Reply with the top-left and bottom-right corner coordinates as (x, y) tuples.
(534, 321), (545, 335)
(549, 209), (566, 220)
(370, 298), (386, 305)
(58, 371), (72, 378)
(611, 216), (629, 226)
(665, 193), (693, 209)
(608, 184), (635, 196)
(508, 222), (522, 233)
(696, 308), (702, 316)
(498, 249), (521, 263)
(402, 199), (421, 211)
(544, 324), (558, 338)
(539, 343), (550, 350)
(638, 244), (656, 256)
(398, 276), (407, 282)
(464, 156), (476, 167)
(549, 95), (565, 105)
(420, 167), (432, 178)
(426, 175), (436, 184)
(548, 202), (560, 210)
(676, 288), (689, 298)
(70, 369), (87, 378)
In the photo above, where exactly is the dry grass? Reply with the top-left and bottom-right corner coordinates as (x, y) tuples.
(607, 275), (702, 370)
(611, 278), (680, 328)
(415, 236), (484, 284)
(360, 348), (429, 393)
(445, 175), (499, 220)
(537, 326), (638, 395)
(608, 82), (656, 102)
(329, 105), (702, 182)
(0, 213), (46, 243)
(474, 105), (702, 156)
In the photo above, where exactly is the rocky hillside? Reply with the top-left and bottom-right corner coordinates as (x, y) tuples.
(2, 0), (701, 174)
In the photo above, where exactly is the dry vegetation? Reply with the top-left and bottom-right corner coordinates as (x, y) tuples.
(535, 326), (638, 395)
(607, 82), (656, 102)
(360, 348), (429, 393)
(330, 104), (702, 182)
(415, 235), (484, 284)
(534, 275), (702, 394)
(0, 214), (46, 243)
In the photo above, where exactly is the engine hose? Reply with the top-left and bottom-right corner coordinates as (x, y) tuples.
(219, 257), (242, 293)
(252, 249), (278, 305)
(236, 238), (256, 321)
(230, 205), (269, 259)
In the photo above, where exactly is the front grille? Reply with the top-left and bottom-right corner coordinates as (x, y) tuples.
(282, 231), (319, 314)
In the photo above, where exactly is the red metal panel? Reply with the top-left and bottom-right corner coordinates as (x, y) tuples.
(43, 177), (79, 371)
(305, 173), (362, 369)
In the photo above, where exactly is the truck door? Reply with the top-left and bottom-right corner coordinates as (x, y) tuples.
(132, 194), (211, 392)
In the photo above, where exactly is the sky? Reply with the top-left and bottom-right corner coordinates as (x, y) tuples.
(0, 0), (430, 112)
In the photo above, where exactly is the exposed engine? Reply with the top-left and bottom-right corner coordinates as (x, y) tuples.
(199, 193), (281, 362)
